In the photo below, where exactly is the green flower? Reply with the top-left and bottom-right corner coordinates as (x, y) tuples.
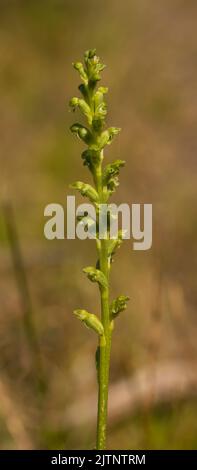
(83, 266), (108, 289)
(110, 295), (130, 320)
(74, 309), (104, 336)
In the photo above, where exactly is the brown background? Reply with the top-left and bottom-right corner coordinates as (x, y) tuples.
(0, 0), (197, 449)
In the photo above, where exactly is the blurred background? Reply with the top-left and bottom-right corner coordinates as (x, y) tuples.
(0, 0), (197, 449)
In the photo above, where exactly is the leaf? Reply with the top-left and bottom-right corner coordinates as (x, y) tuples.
(110, 295), (130, 320)
(70, 123), (92, 144)
(70, 181), (99, 203)
(83, 266), (108, 289)
(74, 309), (104, 336)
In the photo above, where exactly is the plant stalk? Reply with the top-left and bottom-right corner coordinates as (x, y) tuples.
(96, 239), (112, 449)
(95, 164), (112, 450)
(69, 50), (128, 450)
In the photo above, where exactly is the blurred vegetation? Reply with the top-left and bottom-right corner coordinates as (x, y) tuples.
(0, 0), (197, 449)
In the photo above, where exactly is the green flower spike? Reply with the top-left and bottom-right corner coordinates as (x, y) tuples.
(69, 49), (129, 450)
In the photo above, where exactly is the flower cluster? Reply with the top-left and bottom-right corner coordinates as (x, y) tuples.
(69, 49), (129, 338)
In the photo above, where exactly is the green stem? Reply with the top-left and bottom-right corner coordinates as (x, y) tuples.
(96, 240), (112, 449)
(95, 159), (112, 450)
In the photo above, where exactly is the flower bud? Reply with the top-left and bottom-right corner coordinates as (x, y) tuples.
(83, 266), (108, 289)
(70, 181), (99, 203)
(77, 99), (92, 122)
(97, 87), (108, 94)
(74, 309), (104, 336)
(84, 49), (97, 62)
(73, 62), (88, 82)
(70, 123), (92, 144)
(110, 295), (130, 320)
(84, 49), (106, 84)
(98, 130), (110, 149)
(69, 97), (79, 109)
(107, 127), (121, 143)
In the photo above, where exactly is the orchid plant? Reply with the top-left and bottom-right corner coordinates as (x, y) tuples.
(69, 49), (129, 450)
